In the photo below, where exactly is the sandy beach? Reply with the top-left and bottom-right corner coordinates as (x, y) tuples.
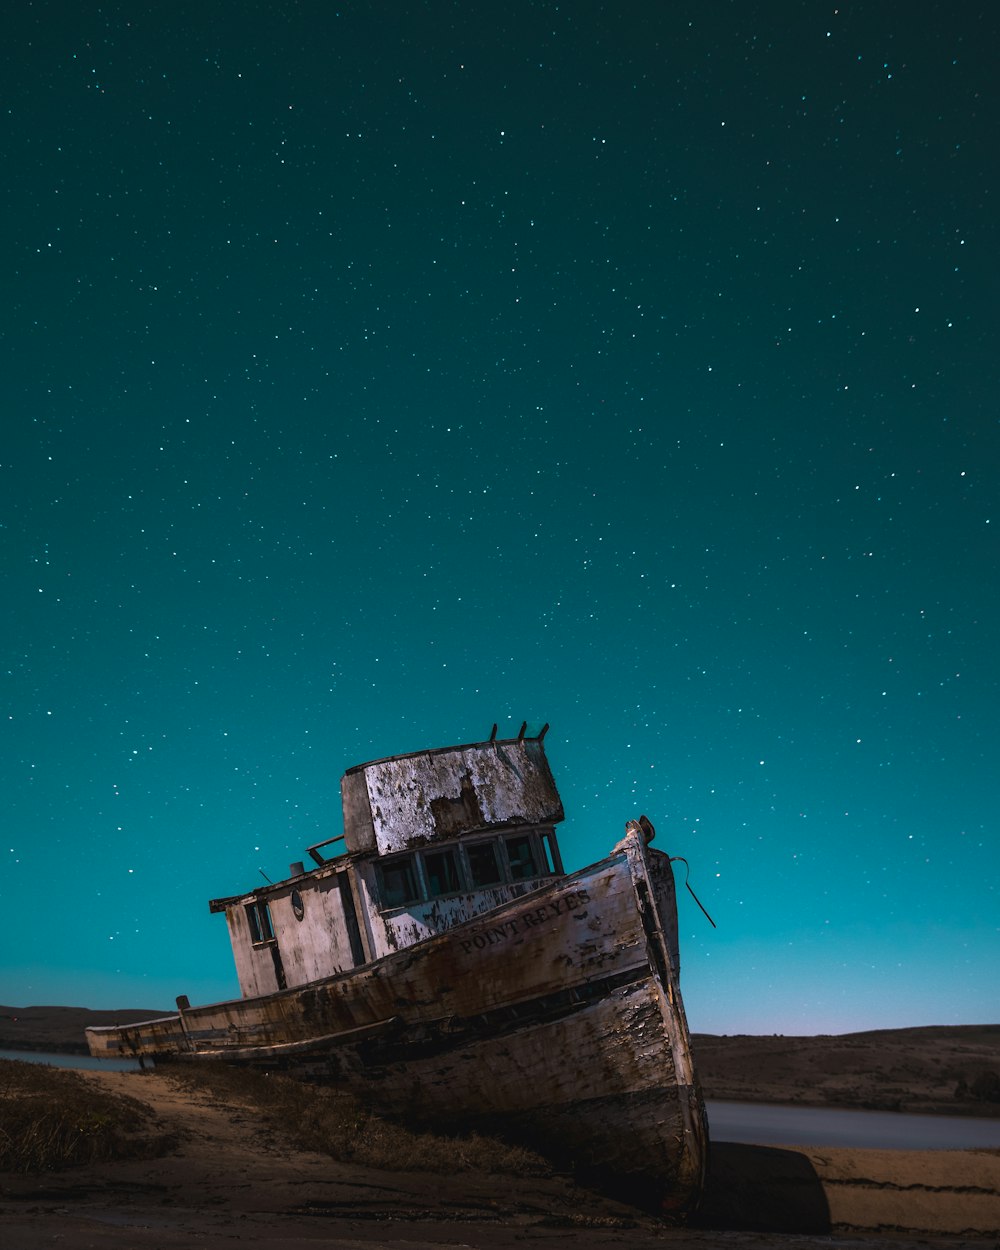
(2, 1066), (997, 1250)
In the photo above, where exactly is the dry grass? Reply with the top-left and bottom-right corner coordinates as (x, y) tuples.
(166, 1060), (550, 1176)
(1, 1055), (550, 1178)
(0, 1058), (177, 1172)
(692, 1026), (1000, 1114)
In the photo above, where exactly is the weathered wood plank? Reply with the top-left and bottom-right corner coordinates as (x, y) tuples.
(86, 831), (706, 1212)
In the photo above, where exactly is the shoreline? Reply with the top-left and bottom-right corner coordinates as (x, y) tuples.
(1, 1066), (998, 1246)
(4, 1049), (999, 1128)
(4, 1010), (999, 1121)
(7, 1044), (1000, 1142)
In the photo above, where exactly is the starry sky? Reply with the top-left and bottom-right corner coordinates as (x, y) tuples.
(3, 2), (997, 1035)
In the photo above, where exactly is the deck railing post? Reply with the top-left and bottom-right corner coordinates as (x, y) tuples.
(175, 994), (195, 1053)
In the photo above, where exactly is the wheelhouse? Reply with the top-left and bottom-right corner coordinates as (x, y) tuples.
(210, 727), (566, 998)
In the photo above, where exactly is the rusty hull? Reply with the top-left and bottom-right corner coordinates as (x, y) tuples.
(86, 826), (706, 1213)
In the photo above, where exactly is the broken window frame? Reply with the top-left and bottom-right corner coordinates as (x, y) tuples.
(374, 826), (563, 912)
(245, 899), (275, 945)
(375, 854), (422, 909)
(423, 846), (461, 898)
(539, 828), (564, 875)
(502, 832), (540, 881)
(462, 837), (504, 888)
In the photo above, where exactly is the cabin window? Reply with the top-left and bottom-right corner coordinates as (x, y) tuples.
(245, 900), (275, 944)
(539, 830), (562, 875)
(424, 848), (461, 897)
(466, 840), (502, 887)
(377, 855), (420, 908)
(505, 834), (539, 881)
(291, 889), (305, 921)
(374, 829), (562, 910)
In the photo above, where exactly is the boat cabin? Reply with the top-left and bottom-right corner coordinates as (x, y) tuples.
(209, 727), (566, 998)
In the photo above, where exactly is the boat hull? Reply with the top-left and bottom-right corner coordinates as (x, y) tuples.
(87, 829), (707, 1212)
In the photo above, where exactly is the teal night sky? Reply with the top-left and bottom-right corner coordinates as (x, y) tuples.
(3, 3), (997, 1033)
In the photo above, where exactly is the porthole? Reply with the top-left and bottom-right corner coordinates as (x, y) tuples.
(291, 888), (305, 920)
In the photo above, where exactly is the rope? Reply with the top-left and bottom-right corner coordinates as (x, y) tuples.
(669, 856), (717, 928)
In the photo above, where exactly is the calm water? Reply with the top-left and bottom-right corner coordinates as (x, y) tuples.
(706, 1098), (1000, 1150)
(0, 1047), (144, 1072)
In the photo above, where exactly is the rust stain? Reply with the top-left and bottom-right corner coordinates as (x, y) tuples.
(346, 739), (564, 856)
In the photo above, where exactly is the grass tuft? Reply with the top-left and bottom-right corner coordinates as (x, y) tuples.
(0, 1059), (177, 1172)
(166, 1061), (550, 1176)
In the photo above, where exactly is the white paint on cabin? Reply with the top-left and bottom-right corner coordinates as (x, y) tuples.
(222, 899), (280, 998)
(352, 858), (557, 959)
(213, 734), (567, 999)
(342, 739), (563, 855)
(221, 867), (367, 998)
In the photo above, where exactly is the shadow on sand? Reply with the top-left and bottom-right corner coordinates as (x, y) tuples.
(696, 1142), (831, 1233)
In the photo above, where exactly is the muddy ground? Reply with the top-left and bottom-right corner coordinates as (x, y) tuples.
(2, 1068), (998, 1249)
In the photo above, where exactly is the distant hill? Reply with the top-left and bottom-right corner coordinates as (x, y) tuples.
(692, 1025), (1000, 1116)
(0, 1005), (170, 1054)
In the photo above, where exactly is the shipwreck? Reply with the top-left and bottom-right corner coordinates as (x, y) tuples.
(86, 725), (708, 1212)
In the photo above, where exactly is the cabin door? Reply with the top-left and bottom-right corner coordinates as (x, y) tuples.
(338, 872), (366, 966)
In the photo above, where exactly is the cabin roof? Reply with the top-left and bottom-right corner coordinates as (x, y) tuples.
(208, 725), (563, 911)
(342, 724), (548, 775)
(341, 729), (563, 856)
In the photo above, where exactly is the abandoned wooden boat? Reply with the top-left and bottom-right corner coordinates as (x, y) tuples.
(86, 726), (708, 1212)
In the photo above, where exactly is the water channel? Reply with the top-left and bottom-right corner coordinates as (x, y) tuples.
(0, 1047), (142, 1073)
(706, 1098), (1000, 1150)
(4, 1049), (999, 1150)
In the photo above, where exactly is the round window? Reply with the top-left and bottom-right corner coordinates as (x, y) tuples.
(291, 888), (304, 921)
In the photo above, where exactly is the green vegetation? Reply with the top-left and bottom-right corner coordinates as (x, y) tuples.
(0, 1059), (176, 1172)
(166, 1060), (550, 1176)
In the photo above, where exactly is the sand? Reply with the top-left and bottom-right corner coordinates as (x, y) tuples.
(1, 1068), (997, 1250)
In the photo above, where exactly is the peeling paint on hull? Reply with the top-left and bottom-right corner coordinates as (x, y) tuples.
(86, 828), (707, 1214)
